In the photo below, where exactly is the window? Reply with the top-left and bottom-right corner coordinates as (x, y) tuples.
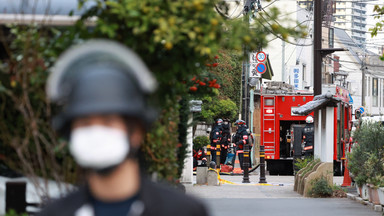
(382, 79), (384, 107)
(373, 78), (378, 107)
(329, 28), (334, 48)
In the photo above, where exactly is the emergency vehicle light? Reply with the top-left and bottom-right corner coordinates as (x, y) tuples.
(266, 109), (273, 114)
(266, 155), (271, 159)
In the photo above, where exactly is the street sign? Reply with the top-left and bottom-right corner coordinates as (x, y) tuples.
(349, 93), (353, 104)
(256, 51), (266, 62)
(249, 52), (261, 78)
(256, 63), (266, 74)
(358, 106), (365, 115)
(189, 100), (202, 112)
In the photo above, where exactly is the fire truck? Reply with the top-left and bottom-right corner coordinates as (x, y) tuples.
(259, 82), (352, 175)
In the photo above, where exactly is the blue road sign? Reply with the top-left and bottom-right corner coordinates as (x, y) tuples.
(256, 63), (266, 74)
(349, 94), (353, 104)
(359, 106), (365, 114)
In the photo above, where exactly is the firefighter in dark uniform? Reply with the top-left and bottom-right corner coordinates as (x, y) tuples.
(210, 119), (223, 163)
(38, 40), (208, 216)
(193, 147), (207, 169)
(220, 119), (231, 165)
(302, 115), (314, 156)
(233, 120), (250, 171)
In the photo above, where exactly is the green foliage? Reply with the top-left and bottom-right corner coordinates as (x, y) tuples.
(211, 50), (242, 107)
(349, 122), (384, 187)
(308, 176), (333, 198)
(0, 0), (306, 185)
(0, 25), (79, 184)
(370, 4), (384, 61)
(193, 136), (210, 150)
(199, 97), (238, 124)
(294, 156), (313, 171)
(6, 209), (27, 216)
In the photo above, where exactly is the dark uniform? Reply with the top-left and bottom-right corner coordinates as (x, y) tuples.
(302, 123), (314, 156)
(210, 125), (222, 163)
(220, 122), (231, 165)
(233, 124), (250, 170)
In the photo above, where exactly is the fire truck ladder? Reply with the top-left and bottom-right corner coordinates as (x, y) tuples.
(263, 96), (276, 157)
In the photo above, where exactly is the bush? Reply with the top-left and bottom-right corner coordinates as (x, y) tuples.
(349, 121), (384, 187)
(193, 136), (210, 150)
(294, 156), (313, 171)
(308, 176), (333, 198)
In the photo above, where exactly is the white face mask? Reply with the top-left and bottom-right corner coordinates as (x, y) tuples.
(69, 125), (130, 170)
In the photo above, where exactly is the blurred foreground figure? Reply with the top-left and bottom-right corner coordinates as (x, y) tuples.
(39, 40), (208, 216)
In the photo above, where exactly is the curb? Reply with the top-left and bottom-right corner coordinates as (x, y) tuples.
(346, 193), (383, 212)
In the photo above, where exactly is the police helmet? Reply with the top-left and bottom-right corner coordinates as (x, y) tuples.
(306, 115), (314, 124)
(47, 40), (158, 134)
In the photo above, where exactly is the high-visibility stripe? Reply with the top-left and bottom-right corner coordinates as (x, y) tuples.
(237, 150), (244, 153)
(244, 154), (249, 157)
(207, 152), (211, 155)
(260, 155), (265, 158)
(217, 152), (221, 155)
(304, 146), (313, 150)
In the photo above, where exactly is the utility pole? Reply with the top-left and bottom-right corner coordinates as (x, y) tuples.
(282, 41), (285, 82)
(313, 0), (322, 96)
(361, 53), (366, 107)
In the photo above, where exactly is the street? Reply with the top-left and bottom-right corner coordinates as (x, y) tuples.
(186, 174), (382, 216)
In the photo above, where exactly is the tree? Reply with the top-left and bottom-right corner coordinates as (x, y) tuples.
(0, 0), (306, 189)
(370, 4), (384, 60)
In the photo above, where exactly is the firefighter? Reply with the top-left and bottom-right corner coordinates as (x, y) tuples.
(233, 120), (250, 171)
(38, 40), (207, 216)
(302, 115), (314, 157)
(210, 118), (223, 163)
(220, 119), (231, 165)
(193, 147), (207, 169)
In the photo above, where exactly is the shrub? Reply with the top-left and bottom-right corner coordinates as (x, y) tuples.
(294, 156), (313, 171)
(349, 121), (384, 187)
(308, 176), (333, 198)
(193, 136), (210, 150)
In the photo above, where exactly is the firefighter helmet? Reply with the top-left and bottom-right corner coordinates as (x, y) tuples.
(216, 118), (223, 125)
(306, 115), (314, 124)
(235, 120), (246, 125)
(47, 40), (158, 134)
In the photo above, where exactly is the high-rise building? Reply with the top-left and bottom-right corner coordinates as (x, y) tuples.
(297, 0), (367, 47)
(333, 0), (367, 47)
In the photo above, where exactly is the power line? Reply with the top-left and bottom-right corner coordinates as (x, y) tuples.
(256, 7), (312, 46)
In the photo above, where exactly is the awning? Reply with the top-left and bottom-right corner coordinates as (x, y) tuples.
(292, 93), (342, 116)
(262, 54), (273, 80)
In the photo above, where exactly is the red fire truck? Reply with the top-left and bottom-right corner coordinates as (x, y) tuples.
(259, 82), (352, 175)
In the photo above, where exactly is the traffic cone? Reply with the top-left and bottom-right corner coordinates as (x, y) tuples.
(232, 150), (243, 174)
(341, 159), (352, 187)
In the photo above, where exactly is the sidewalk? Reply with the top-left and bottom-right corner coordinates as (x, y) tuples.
(186, 172), (344, 199)
(185, 173), (381, 216)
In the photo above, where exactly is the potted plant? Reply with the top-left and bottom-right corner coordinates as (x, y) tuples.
(367, 176), (383, 205)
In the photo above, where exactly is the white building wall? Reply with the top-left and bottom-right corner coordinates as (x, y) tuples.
(266, 4), (313, 87)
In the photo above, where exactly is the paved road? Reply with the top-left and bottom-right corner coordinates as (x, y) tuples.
(186, 174), (382, 216)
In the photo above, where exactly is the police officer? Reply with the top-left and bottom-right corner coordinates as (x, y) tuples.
(220, 119), (231, 165)
(210, 119), (223, 164)
(38, 40), (208, 216)
(233, 120), (250, 171)
(303, 115), (314, 157)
